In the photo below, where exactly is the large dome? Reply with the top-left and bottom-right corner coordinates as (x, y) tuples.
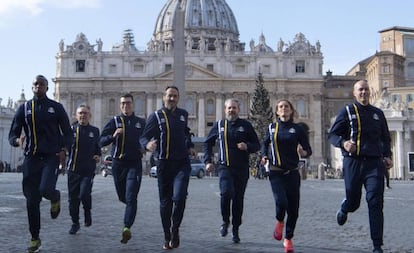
(150, 0), (244, 52)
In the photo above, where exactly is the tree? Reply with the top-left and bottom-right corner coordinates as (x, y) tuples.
(249, 72), (273, 175)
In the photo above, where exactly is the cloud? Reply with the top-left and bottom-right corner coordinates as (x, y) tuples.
(0, 0), (101, 16)
(47, 0), (101, 9)
(0, 0), (44, 16)
(0, 0), (101, 28)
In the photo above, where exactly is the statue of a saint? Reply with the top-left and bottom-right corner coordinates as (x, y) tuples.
(186, 36), (193, 51)
(199, 36), (205, 52)
(316, 40), (321, 53)
(59, 39), (64, 52)
(277, 38), (284, 52)
(225, 37), (231, 52)
(249, 39), (255, 52)
(97, 38), (103, 52)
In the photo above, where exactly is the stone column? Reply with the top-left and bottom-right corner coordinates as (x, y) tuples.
(146, 93), (154, 118)
(396, 130), (405, 179)
(198, 93), (205, 137)
(311, 93), (324, 167)
(216, 94), (223, 121)
(156, 92), (163, 109)
(92, 93), (103, 129)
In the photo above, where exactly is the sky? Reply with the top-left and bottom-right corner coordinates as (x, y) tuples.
(1, 0), (414, 106)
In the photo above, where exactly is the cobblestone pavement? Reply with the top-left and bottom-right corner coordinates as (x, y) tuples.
(0, 173), (413, 253)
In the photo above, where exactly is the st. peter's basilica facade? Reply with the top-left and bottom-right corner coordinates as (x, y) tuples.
(52, 0), (414, 179)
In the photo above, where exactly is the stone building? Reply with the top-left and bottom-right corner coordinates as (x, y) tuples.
(52, 1), (414, 179)
(53, 0), (325, 168)
(331, 26), (414, 179)
(0, 92), (26, 171)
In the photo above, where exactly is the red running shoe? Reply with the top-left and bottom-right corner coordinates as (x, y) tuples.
(283, 238), (294, 253)
(273, 221), (284, 241)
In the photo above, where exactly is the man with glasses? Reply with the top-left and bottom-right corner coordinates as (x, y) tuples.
(99, 93), (146, 244)
(9, 74), (73, 253)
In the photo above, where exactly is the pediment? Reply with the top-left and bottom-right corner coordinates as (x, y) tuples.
(155, 62), (222, 79)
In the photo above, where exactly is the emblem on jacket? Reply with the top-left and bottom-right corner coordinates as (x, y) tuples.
(48, 107), (55, 113)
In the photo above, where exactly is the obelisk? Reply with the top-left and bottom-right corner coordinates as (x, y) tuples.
(173, 0), (185, 98)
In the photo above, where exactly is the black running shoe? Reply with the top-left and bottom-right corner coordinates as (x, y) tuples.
(336, 208), (348, 226)
(27, 238), (41, 253)
(69, 223), (80, 235)
(84, 210), (92, 227)
(50, 192), (61, 219)
(232, 228), (240, 243)
(220, 222), (229, 237)
(169, 228), (180, 248)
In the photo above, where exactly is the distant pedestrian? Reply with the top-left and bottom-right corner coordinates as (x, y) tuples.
(8, 74), (73, 253)
(204, 98), (260, 243)
(328, 80), (392, 253)
(66, 105), (101, 234)
(261, 99), (312, 253)
(99, 93), (146, 244)
(140, 86), (195, 250)
(385, 169), (391, 189)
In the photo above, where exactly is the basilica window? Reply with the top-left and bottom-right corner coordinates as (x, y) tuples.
(74, 96), (85, 112)
(238, 99), (247, 116)
(109, 64), (117, 74)
(134, 94), (145, 117)
(295, 60), (305, 73)
(133, 64), (145, 73)
(296, 99), (307, 118)
(207, 64), (214, 72)
(233, 94), (248, 117)
(234, 64), (247, 73)
(109, 98), (115, 116)
(165, 64), (172, 72)
(206, 99), (215, 116)
(261, 64), (271, 74)
(76, 60), (85, 72)
(185, 97), (195, 116)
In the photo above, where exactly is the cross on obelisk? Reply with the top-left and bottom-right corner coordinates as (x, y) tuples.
(173, 0), (185, 99)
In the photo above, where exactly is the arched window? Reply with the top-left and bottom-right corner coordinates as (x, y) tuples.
(74, 96), (85, 113)
(185, 97), (195, 115)
(296, 99), (306, 118)
(134, 95), (145, 116)
(109, 98), (116, 116)
(239, 99), (247, 116)
(233, 93), (248, 117)
(206, 99), (215, 116)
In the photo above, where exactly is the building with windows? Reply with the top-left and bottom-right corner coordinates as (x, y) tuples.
(50, 0), (414, 179)
(329, 26), (414, 179)
(0, 93), (26, 171)
(53, 0), (325, 168)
